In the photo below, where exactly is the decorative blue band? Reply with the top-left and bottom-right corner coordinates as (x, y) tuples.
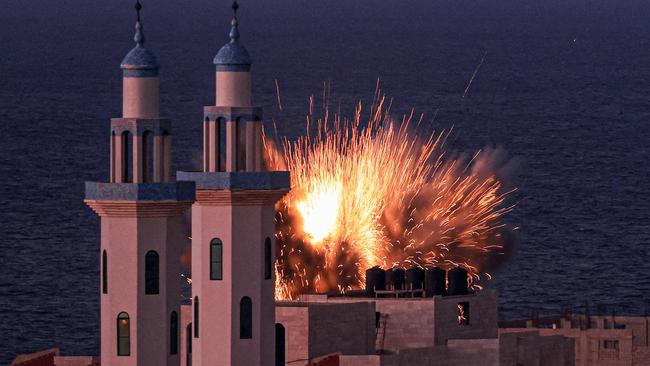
(85, 181), (196, 201)
(177, 171), (290, 190)
(215, 64), (251, 72)
(123, 69), (159, 77)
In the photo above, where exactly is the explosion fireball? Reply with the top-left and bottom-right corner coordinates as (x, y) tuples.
(266, 92), (516, 301)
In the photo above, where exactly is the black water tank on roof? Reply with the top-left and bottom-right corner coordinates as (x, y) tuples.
(405, 267), (425, 295)
(385, 267), (405, 290)
(365, 266), (386, 297)
(425, 267), (447, 297)
(447, 267), (469, 296)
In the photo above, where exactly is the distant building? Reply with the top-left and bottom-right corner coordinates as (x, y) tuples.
(500, 314), (650, 366)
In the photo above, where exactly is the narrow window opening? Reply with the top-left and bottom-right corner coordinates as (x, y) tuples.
(603, 340), (619, 350)
(275, 323), (286, 366)
(145, 250), (159, 295)
(102, 250), (108, 294)
(194, 297), (199, 338)
(457, 302), (470, 325)
(122, 131), (133, 183)
(240, 296), (252, 339)
(170, 311), (178, 355)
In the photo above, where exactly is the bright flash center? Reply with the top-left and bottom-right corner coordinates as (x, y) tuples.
(296, 182), (342, 244)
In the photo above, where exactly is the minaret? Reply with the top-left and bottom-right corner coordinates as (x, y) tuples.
(178, 2), (290, 365)
(84, 2), (194, 365)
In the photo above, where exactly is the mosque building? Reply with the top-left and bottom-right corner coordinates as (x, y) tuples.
(10, 2), (650, 366)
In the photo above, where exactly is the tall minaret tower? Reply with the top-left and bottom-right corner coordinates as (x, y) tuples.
(84, 2), (194, 365)
(178, 2), (290, 365)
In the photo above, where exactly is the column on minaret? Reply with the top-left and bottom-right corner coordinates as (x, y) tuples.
(254, 121), (264, 171)
(163, 131), (172, 181)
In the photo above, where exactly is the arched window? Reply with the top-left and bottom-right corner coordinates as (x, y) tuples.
(122, 131), (132, 183)
(240, 296), (252, 339)
(142, 131), (154, 183)
(170, 311), (178, 355)
(145, 251), (159, 295)
(264, 237), (272, 280)
(194, 297), (199, 338)
(117, 312), (130, 356)
(102, 250), (108, 294)
(275, 323), (285, 366)
(210, 239), (223, 280)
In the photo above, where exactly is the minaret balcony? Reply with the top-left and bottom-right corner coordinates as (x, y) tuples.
(84, 181), (195, 217)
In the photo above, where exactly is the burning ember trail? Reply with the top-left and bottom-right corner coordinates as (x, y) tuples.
(267, 93), (516, 301)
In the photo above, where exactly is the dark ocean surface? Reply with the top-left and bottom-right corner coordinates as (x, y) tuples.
(1, 0), (650, 363)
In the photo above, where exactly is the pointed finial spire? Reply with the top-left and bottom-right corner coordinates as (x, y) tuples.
(232, 1), (239, 17)
(134, 0), (145, 47)
(121, 0), (159, 73)
(229, 1), (240, 42)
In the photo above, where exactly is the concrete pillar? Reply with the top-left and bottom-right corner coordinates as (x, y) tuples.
(203, 120), (210, 172)
(133, 135), (143, 183)
(209, 120), (220, 172)
(110, 134), (116, 183)
(115, 135), (124, 183)
(154, 135), (163, 183)
(226, 120), (238, 172)
(123, 77), (160, 119)
(245, 121), (255, 171)
(163, 134), (172, 182)
(254, 122), (264, 171)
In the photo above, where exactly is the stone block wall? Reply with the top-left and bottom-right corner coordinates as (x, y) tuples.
(499, 330), (575, 366)
(373, 299), (436, 352)
(276, 304), (310, 365)
(308, 302), (376, 358)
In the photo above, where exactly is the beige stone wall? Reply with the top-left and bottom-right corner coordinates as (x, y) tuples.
(499, 330), (575, 366)
(299, 290), (499, 355)
(276, 302), (376, 364)
(276, 305), (310, 365)
(633, 346), (650, 365)
(308, 302), (376, 358)
(53, 356), (100, 366)
(447, 338), (499, 366)
(373, 299), (436, 352)
(338, 355), (382, 366)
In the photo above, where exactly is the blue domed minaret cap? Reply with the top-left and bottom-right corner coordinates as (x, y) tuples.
(120, 0), (160, 77)
(213, 1), (252, 72)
